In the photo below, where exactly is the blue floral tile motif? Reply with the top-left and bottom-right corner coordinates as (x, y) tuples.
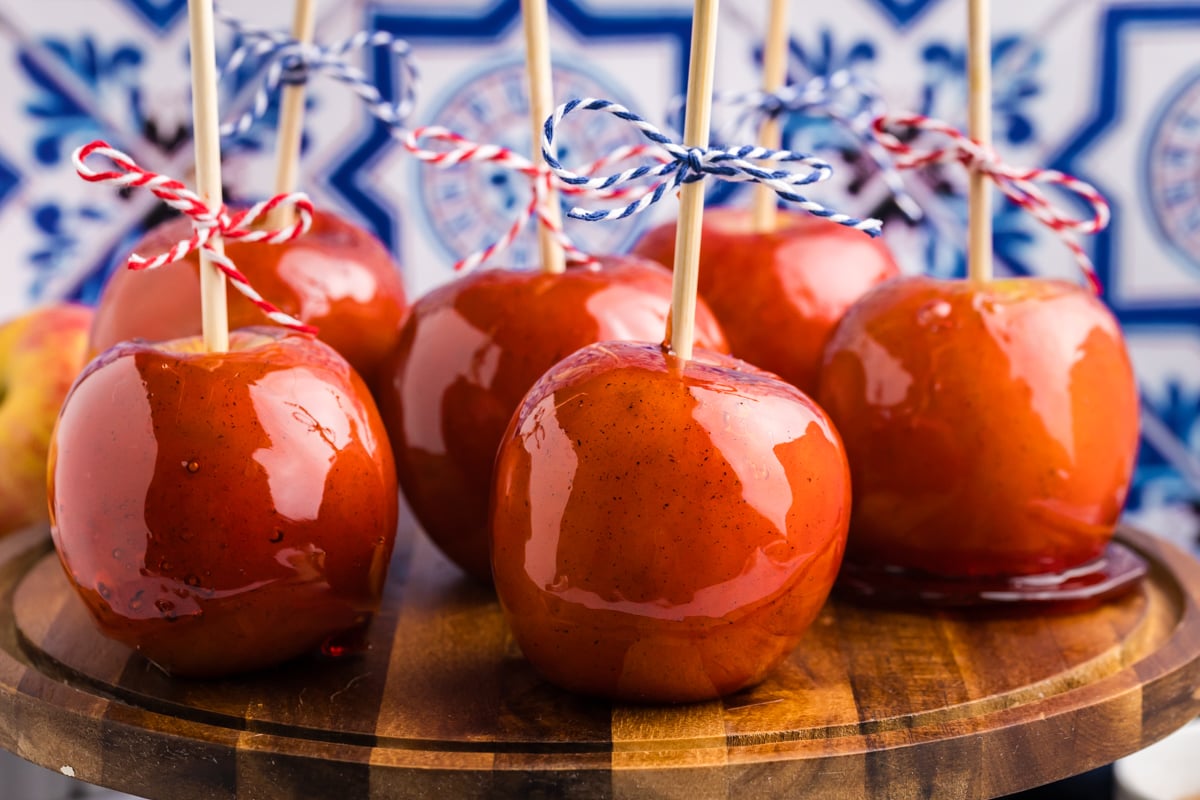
(26, 203), (108, 302)
(783, 28), (876, 80)
(20, 37), (148, 165)
(919, 36), (1041, 147)
(114, 0), (187, 32)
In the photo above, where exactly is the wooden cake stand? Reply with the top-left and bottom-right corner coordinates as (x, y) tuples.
(0, 519), (1198, 800)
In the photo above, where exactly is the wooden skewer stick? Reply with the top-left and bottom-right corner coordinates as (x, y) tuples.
(521, 0), (566, 275)
(188, 0), (230, 353)
(751, 0), (788, 233)
(967, 0), (993, 283)
(268, 0), (317, 229)
(666, 0), (720, 362)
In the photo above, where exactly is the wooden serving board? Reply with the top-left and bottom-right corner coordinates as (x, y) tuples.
(0, 520), (1198, 800)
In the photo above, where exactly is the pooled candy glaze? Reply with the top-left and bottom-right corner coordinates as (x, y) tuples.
(817, 276), (1140, 578)
(375, 255), (728, 583)
(633, 207), (900, 393)
(89, 210), (408, 385)
(491, 341), (849, 703)
(49, 328), (398, 677)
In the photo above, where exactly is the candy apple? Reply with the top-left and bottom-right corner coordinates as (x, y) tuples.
(817, 276), (1139, 578)
(89, 210), (408, 385)
(632, 207), (899, 393)
(490, 340), (850, 702)
(48, 327), (398, 677)
(374, 255), (728, 583)
(0, 303), (93, 536)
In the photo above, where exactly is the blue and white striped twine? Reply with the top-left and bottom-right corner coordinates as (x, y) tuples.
(215, 6), (418, 139)
(713, 70), (922, 222)
(541, 98), (882, 236)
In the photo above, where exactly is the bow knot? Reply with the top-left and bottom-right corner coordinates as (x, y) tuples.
(216, 7), (418, 138)
(682, 147), (707, 180)
(73, 140), (317, 333)
(872, 113), (1110, 292)
(278, 50), (311, 86)
(542, 97), (882, 235)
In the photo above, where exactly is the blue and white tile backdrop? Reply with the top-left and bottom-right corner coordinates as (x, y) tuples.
(2, 0), (1198, 555)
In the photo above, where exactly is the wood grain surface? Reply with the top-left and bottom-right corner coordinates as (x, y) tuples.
(0, 518), (1198, 800)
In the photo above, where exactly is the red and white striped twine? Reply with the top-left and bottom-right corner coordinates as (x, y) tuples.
(73, 140), (318, 333)
(872, 113), (1111, 294)
(403, 126), (667, 272)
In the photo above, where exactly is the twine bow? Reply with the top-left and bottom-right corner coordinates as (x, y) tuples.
(73, 140), (317, 333)
(712, 70), (922, 221)
(872, 113), (1111, 292)
(216, 7), (417, 138)
(404, 127), (666, 272)
(542, 97), (882, 236)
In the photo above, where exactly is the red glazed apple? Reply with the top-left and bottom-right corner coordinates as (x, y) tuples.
(375, 255), (728, 583)
(817, 276), (1139, 577)
(0, 303), (92, 536)
(48, 327), (398, 677)
(490, 340), (850, 702)
(632, 207), (899, 393)
(89, 210), (408, 384)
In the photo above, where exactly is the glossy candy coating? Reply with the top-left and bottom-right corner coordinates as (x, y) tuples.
(817, 276), (1140, 578)
(89, 210), (408, 385)
(48, 328), (398, 677)
(375, 255), (728, 583)
(491, 341), (850, 703)
(632, 207), (899, 393)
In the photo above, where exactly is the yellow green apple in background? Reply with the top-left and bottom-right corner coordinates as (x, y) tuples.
(0, 303), (93, 536)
